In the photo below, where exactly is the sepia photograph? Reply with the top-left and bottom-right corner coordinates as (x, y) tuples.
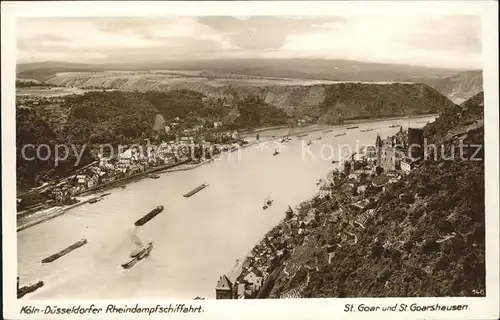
(2, 1), (499, 319)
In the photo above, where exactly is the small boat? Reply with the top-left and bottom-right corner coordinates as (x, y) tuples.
(183, 184), (209, 197)
(17, 281), (44, 299)
(134, 206), (164, 227)
(121, 242), (153, 269)
(346, 126), (359, 130)
(316, 179), (322, 186)
(297, 133), (308, 138)
(149, 174), (160, 179)
(41, 239), (88, 263)
(100, 192), (111, 197)
(332, 160), (339, 164)
(273, 148), (280, 156)
(262, 204), (268, 210)
(285, 205), (294, 215)
(89, 197), (101, 204)
(389, 124), (400, 128)
(360, 129), (373, 132)
(307, 140), (313, 146)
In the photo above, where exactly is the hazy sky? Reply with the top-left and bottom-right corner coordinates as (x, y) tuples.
(17, 15), (482, 68)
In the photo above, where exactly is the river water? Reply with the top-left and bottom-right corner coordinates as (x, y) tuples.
(17, 116), (435, 300)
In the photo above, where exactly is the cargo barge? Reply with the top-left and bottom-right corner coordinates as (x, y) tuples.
(17, 280), (44, 298)
(41, 239), (88, 263)
(183, 184), (209, 198)
(134, 206), (164, 226)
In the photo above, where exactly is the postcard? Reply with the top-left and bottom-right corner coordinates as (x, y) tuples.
(2, 1), (499, 319)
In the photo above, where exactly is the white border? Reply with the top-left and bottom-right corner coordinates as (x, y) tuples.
(2, 1), (499, 319)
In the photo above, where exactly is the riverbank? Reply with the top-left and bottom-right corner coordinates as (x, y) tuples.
(17, 195), (96, 232)
(240, 114), (437, 139)
(16, 141), (261, 232)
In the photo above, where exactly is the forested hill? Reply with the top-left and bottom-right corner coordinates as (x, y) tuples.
(16, 107), (95, 190)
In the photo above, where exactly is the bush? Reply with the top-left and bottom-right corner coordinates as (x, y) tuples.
(371, 242), (384, 258)
(377, 268), (392, 282)
(422, 239), (440, 253)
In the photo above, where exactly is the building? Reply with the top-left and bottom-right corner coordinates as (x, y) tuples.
(401, 156), (418, 173)
(236, 283), (246, 299)
(215, 275), (233, 299)
(76, 175), (86, 184)
(407, 127), (424, 159)
(319, 184), (334, 199)
(375, 135), (383, 169)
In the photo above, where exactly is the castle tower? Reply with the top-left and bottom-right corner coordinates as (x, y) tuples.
(407, 128), (424, 159)
(215, 275), (233, 299)
(375, 135), (383, 168)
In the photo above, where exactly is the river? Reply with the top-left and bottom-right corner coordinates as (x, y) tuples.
(17, 116), (435, 300)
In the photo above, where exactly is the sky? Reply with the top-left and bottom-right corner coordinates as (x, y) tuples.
(16, 15), (482, 69)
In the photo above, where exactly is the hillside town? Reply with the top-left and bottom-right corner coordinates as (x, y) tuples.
(215, 127), (426, 299)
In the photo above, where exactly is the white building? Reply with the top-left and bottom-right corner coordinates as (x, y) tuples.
(319, 185), (333, 199)
(401, 157), (418, 173)
(76, 175), (86, 184)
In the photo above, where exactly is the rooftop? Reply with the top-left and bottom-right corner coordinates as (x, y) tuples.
(216, 275), (232, 290)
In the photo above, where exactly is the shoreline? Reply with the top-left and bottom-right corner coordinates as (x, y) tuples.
(240, 114), (437, 138)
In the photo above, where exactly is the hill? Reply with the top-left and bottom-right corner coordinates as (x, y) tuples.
(410, 70), (483, 104)
(17, 59), (461, 81)
(16, 107), (94, 191)
(17, 59), (482, 104)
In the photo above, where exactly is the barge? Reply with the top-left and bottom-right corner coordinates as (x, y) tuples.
(346, 126), (359, 129)
(17, 281), (44, 299)
(41, 239), (88, 263)
(334, 132), (346, 137)
(183, 184), (209, 198)
(134, 206), (164, 226)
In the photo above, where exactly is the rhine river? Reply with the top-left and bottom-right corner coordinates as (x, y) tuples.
(17, 116), (435, 300)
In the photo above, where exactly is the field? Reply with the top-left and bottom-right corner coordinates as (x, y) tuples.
(42, 70), (409, 91)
